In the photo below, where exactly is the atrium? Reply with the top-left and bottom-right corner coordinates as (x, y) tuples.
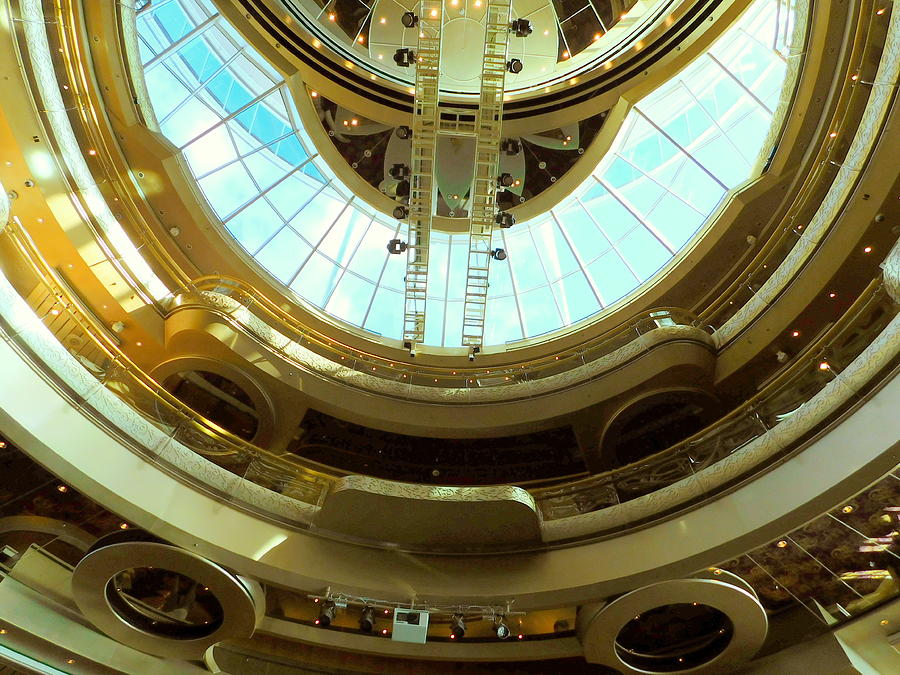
(0, 0), (898, 672)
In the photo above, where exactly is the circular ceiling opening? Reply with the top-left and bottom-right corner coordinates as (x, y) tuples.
(604, 390), (721, 468)
(163, 371), (259, 441)
(105, 567), (225, 639)
(614, 602), (734, 672)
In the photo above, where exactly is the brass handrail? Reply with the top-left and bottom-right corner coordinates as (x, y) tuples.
(181, 275), (707, 392)
(532, 278), (895, 519)
(0, 220), (339, 501)
(699, 0), (890, 328)
(1, 217), (895, 535)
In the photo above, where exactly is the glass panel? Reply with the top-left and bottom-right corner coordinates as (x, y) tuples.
(138, 0), (795, 346)
(326, 273), (377, 326)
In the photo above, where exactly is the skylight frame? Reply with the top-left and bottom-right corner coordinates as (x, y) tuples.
(135, 0), (802, 348)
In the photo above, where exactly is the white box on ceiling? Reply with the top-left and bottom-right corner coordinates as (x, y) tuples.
(392, 609), (429, 643)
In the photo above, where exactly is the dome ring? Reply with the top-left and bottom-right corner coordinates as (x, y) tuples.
(71, 542), (263, 659)
(580, 577), (768, 674)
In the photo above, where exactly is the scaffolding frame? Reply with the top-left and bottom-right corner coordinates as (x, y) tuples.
(401, 0), (513, 349)
(402, 0), (444, 345)
(460, 0), (513, 349)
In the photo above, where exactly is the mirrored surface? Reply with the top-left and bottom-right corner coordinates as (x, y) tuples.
(107, 567), (224, 638)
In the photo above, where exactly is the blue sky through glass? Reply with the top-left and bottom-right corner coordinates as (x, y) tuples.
(137, 0), (796, 347)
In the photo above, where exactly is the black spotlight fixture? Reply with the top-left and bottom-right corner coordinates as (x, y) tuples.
(496, 189), (516, 209)
(387, 239), (408, 255)
(449, 614), (466, 639)
(497, 172), (515, 188)
(506, 58), (524, 74)
(494, 616), (511, 639)
(395, 125), (412, 139)
(394, 48), (416, 67)
(359, 606), (376, 633)
(510, 19), (533, 37)
(491, 248), (507, 261)
(401, 11), (419, 28)
(315, 600), (336, 627)
(389, 163), (410, 180)
(392, 204), (409, 219)
(501, 138), (521, 155)
(396, 179), (410, 198)
(496, 211), (516, 229)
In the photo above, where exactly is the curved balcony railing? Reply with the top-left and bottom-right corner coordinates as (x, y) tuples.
(13, 0), (888, 395)
(0, 219), (341, 509)
(532, 279), (898, 523)
(2, 215), (897, 549)
(1, 435), (896, 660)
(256, 467), (900, 641)
(148, 0), (898, 398)
(700, 1), (896, 335)
(176, 276), (709, 402)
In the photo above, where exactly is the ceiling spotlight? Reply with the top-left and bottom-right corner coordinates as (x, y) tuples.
(395, 125), (412, 139)
(496, 190), (516, 209)
(491, 248), (507, 261)
(394, 48), (416, 67)
(506, 58), (524, 74)
(496, 211), (516, 229)
(389, 163), (410, 180)
(316, 600), (336, 627)
(497, 172), (515, 187)
(501, 138), (521, 155)
(387, 239), (408, 255)
(401, 11), (419, 28)
(494, 616), (511, 639)
(359, 606), (376, 632)
(392, 204), (409, 219)
(510, 19), (533, 37)
(449, 614), (466, 639)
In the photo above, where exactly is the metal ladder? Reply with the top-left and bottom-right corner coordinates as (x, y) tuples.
(460, 0), (513, 350)
(402, 0), (443, 345)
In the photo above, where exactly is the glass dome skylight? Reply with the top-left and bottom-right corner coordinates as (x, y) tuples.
(135, 0), (797, 347)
